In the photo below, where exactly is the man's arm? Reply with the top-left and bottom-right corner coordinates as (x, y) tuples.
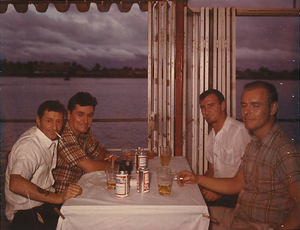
(93, 149), (110, 161)
(89, 145), (110, 161)
(280, 181), (300, 229)
(9, 174), (82, 204)
(58, 132), (115, 173)
(76, 158), (112, 173)
(177, 170), (244, 195)
(202, 163), (222, 201)
(204, 162), (214, 177)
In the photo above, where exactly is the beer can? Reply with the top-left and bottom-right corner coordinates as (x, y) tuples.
(137, 168), (150, 193)
(116, 171), (129, 197)
(137, 147), (147, 169)
(138, 155), (147, 169)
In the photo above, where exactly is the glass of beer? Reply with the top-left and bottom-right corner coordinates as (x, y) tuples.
(159, 146), (172, 166)
(106, 164), (119, 189)
(157, 167), (172, 195)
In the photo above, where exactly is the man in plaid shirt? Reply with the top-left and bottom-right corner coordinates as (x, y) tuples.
(177, 81), (300, 229)
(53, 92), (115, 194)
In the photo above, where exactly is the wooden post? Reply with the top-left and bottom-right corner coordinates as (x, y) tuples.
(175, 0), (186, 156)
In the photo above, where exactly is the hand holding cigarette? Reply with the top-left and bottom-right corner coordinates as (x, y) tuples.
(104, 154), (114, 161)
(176, 170), (199, 186)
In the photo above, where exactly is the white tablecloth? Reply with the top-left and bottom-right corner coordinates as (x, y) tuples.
(56, 157), (209, 230)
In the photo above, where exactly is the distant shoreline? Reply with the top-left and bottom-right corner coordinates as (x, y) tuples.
(0, 75), (298, 80)
(0, 74), (148, 79)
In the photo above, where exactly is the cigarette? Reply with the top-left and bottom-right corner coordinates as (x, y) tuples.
(202, 214), (219, 224)
(55, 132), (62, 139)
(104, 155), (114, 161)
(54, 207), (65, 219)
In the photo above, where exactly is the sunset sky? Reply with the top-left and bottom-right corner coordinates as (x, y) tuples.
(0, 0), (299, 71)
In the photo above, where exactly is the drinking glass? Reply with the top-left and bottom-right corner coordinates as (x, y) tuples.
(157, 167), (172, 195)
(159, 146), (171, 166)
(105, 164), (119, 189)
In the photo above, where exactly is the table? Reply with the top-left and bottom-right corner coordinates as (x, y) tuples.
(56, 157), (209, 230)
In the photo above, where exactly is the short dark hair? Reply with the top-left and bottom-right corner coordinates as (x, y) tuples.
(243, 81), (278, 105)
(67, 92), (98, 113)
(37, 100), (65, 119)
(199, 89), (225, 104)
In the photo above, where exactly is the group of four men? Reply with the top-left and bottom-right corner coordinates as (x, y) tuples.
(5, 81), (300, 230)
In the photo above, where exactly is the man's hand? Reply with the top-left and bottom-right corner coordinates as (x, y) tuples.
(104, 154), (118, 167)
(177, 170), (199, 187)
(202, 188), (222, 201)
(61, 184), (82, 203)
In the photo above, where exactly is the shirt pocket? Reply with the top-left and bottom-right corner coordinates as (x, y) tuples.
(219, 148), (240, 166)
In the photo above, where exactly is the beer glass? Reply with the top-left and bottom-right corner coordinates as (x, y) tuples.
(159, 146), (171, 166)
(157, 167), (172, 195)
(106, 164), (119, 189)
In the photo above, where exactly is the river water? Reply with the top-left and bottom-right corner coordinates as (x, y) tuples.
(0, 77), (299, 156)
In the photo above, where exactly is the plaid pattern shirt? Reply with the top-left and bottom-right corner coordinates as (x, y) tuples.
(235, 122), (300, 229)
(53, 122), (107, 193)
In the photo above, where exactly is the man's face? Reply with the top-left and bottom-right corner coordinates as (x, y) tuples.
(36, 110), (64, 140)
(200, 94), (225, 125)
(241, 87), (277, 137)
(67, 104), (94, 137)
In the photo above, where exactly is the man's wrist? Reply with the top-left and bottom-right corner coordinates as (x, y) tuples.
(58, 193), (65, 204)
(196, 174), (202, 184)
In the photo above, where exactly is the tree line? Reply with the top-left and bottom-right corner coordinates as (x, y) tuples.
(0, 60), (147, 79)
(237, 67), (299, 80)
(0, 59), (298, 80)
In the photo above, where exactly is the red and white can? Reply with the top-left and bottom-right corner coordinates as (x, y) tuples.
(137, 148), (147, 169)
(116, 171), (129, 197)
(137, 168), (150, 193)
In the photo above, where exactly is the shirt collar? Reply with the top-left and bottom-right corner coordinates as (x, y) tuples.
(35, 126), (58, 149)
(64, 121), (92, 140)
(252, 121), (281, 146)
(221, 116), (230, 132)
(213, 116), (229, 136)
(63, 121), (73, 135)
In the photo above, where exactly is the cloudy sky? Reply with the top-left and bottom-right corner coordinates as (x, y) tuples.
(0, 0), (299, 71)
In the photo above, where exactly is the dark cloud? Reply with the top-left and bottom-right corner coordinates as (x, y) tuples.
(0, 0), (298, 71)
(188, 0), (299, 71)
(236, 17), (298, 71)
(0, 3), (148, 69)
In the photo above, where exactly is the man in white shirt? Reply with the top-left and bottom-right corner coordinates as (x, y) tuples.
(199, 89), (251, 208)
(5, 100), (82, 230)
